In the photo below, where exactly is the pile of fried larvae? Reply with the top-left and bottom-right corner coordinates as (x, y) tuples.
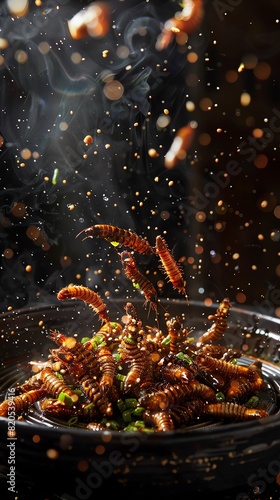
(0, 296), (269, 432)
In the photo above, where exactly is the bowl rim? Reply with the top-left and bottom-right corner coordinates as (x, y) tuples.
(0, 298), (280, 441)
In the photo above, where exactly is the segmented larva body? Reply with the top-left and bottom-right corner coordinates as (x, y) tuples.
(93, 322), (123, 349)
(187, 379), (217, 402)
(139, 382), (187, 411)
(195, 353), (263, 383)
(76, 224), (154, 255)
(203, 402), (269, 421)
(80, 377), (113, 417)
(0, 388), (47, 417)
(49, 331), (100, 379)
(159, 356), (193, 385)
(166, 316), (185, 354)
(143, 409), (175, 431)
(196, 298), (231, 347)
(155, 235), (188, 301)
(120, 251), (158, 314)
(95, 345), (116, 394)
(57, 284), (110, 324)
(40, 399), (99, 421)
(170, 400), (205, 426)
(226, 377), (266, 401)
(119, 335), (149, 393)
(40, 367), (79, 402)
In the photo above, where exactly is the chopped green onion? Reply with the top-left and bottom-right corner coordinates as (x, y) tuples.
(81, 337), (91, 344)
(58, 392), (73, 406)
(123, 336), (136, 345)
(68, 416), (78, 427)
(107, 420), (120, 430)
(216, 391), (225, 402)
(54, 372), (63, 380)
(52, 168), (59, 185)
(132, 407), (145, 416)
(122, 409), (132, 423)
(245, 396), (259, 408)
(115, 373), (126, 382)
(132, 282), (141, 290)
(84, 402), (95, 412)
(117, 399), (126, 412)
(133, 420), (145, 428)
(124, 398), (138, 408)
(176, 352), (193, 364)
(161, 335), (170, 345)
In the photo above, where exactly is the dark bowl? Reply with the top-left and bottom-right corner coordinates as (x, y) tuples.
(0, 299), (280, 498)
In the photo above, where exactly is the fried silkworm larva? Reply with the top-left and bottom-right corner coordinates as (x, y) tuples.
(57, 284), (110, 324)
(0, 388), (47, 417)
(95, 345), (116, 394)
(165, 316), (185, 354)
(120, 251), (159, 316)
(159, 355), (193, 384)
(155, 235), (188, 302)
(170, 400), (205, 426)
(40, 399), (99, 421)
(226, 377), (266, 401)
(48, 330), (100, 379)
(195, 353), (263, 383)
(196, 298), (231, 347)
(143, 409), (175, 431)
(156, 0), (204, 51)
(119, 330), (150, 393)
(40, 367), (79, 402)
(80, 377), (113, 417)
(164, 123), (196, 169)
(76, 224), (154, 255)
(203, 402), (269, 421)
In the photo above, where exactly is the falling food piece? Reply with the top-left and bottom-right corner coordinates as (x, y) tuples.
(148, 148), (160, 158)
(83, 135), (94, 146)
(76, 224), (154, 255)
(57, 284), (110, 324)
(67, 2), (110, 40)
(7, 0), (29, 17)
(156, 0), (204, 51)
(155, 235), (188, 303)
(165, 123), (196, 168)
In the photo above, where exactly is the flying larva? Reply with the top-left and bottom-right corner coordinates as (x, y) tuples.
(155, 235), (188, 302)
(76, 224), (154, 255)
(120, 251), (159, 315)
(57, 284), (110, 324)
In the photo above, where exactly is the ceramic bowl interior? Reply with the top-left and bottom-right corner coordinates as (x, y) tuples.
(0, 299), (280, 497)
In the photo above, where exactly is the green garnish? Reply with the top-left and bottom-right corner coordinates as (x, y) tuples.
(58, 392), (73, 406)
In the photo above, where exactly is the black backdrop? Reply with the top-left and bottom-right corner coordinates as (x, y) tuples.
(0, 0), (279, 317)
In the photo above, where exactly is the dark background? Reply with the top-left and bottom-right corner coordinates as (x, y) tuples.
(0, 0), (279, 317)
